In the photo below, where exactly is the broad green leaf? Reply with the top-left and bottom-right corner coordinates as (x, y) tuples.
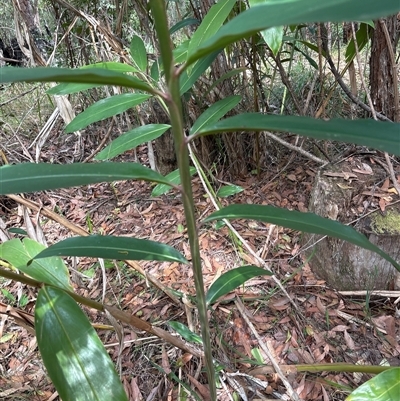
(190, 95), (241, 135)
(35, 286), (128, 401)
(0, 162), (173, 195)
(345, 23), (374, 63)
(95, 124), (170, 160)
(216, 184), (244, 198)
(204, 204), (400, 271)
(151, 167), (197, 197)
(169, 18), (199, 35)
(32, 235), (188, 264)
(130, 35), (148, 72)
(180, 51), (219, 95)
(48, 63), (139, 95)
(65, 93), (151, 133)
(186, 0), (400, 66)
(173, 40), (190, 65)
(196, 114), (400, 156)
(169, 321), (203, 344)
(206, 265), (272, 305)
(187, 0), (236, 58)
(0, 67), (155, 93)
(249, 0), (283, 56)
(0, 238), (72, 291)
(346, 368), (400, 401)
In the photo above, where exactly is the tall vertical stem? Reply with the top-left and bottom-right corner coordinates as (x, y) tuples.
(150, 1), (216, 399)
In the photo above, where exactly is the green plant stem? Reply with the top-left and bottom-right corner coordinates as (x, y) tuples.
(150, 1), (217, 399)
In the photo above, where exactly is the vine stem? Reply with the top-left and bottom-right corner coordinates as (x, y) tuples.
(150, 0), (217, 399)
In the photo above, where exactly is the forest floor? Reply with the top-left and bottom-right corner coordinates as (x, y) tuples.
(1, 124), (399, 401)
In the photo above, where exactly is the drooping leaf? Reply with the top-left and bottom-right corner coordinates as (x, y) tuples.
(0, 162), (173, 195)
(169, 321), (203, 344)
(0, 67), (155, 93)
(186, 0), (400, 66)
(151, 167), (197, 197)
(130, 35), (148, 72)
(169, 18), (199, 35)
(196, 114), (400, 156)
(95, 124), (170, 160)
(216, 184), (244, 198)
(48, 62), (139, 95)
(65, 93), (151, 133)
(0, 238), (72, 291)
(180, 51), (219, 95)
(204, 204), (400, 271)
(206, 265), (272, 305)
(346, 368), (400, 401)
(187, 0), (236, 58)
(345, 23), (374, 63)
(190, 95), (241, 135)
(35, 286), (128, 401)
(32, 235), (188, 264)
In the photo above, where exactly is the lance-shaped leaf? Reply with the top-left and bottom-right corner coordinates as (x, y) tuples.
(190, 95), (241, 135)
(65, 93), (151, 132)
(0, 67), (155, 93)
(0, 238), (72, 291)
(35, 286), (128, 401)
(130, 35), (148, 72)
(95, 124), (170, 160)
(48, 62), (140, 95)
(195, 114), (400, 156)
(206, 265), (272, 305)
(204, 204), (400, 271)
(170, 18), (199, 35)
(187, 0), (236, 58)
(0, 162), (173, 195)
(346, 368), (400, 401)
(186, 0), (400, 66)
(32, 235), (188, 264)
(151, 167), (197, 197)
(169, 321), (203, 345)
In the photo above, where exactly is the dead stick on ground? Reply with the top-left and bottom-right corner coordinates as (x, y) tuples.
(235, 297), (301, 401)
(6, 194), (182, 306)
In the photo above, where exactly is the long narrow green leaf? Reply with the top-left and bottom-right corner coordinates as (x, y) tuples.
(169, 321), (203, 344)
(65, 93), (151, 133)
(204, 204), (400, 271)
(130, 35), (148, 72)
(169, 18), (199, 35)
(0, 239), (72, 291)
(32, 235), (188, 264)
(95, 124), (170, 160)
(0, 162), (173, 195)
(195, 114), (400, 156)
(151, 167), (197, 197)
(346, 368), (400, 401)
(186, 0), (400, 66)
(190, 95), (241, 135)
(206, 265), (272, 305)
(187, 0), (236, 58)
(179, 51), (219, 95)
(0, 67), (155, 93)
(35, 286), (128, 401)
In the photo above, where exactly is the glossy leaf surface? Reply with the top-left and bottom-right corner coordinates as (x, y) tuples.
(204, 205), (400, 271)
(95, 124), (170, 160)
(65, 93), (151, 132)
(186, 0), (400, 65)
(151, 167), (197, 197)
(0, 162), (172, 195)
(35, 286), (128, 401)
(0, 67), (154, 93)
(32, 235), (188, 264)
(206, 265), (272, 305)
(346, 368), (400, 401)
(0, 238), (71, 291)
(190, 95), (241, 135)
(197, 114), (400, 156)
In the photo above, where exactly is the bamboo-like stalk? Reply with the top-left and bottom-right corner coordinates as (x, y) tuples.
(150, 0), (217, 398)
